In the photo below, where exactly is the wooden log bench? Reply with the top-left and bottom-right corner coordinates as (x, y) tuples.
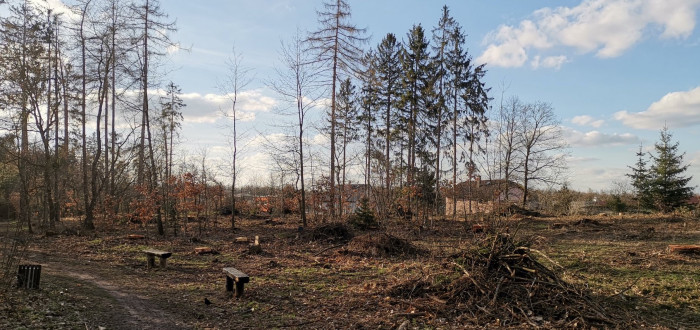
(142, 249), (172, 268)
(223, 267), (250, 297)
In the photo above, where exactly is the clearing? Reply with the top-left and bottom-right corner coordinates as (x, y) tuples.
(1, 213), (699, 329)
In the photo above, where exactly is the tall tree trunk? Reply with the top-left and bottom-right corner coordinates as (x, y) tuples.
(451, 89), (458, 220)
(299, 120), (307, 227)
(230, 104), (237, 231)
(52, 16), (61, 227)
(79, 10), (93, 230)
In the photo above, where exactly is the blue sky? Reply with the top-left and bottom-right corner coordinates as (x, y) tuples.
(31, 0), (699, 192)
(153, 0), (700, 192)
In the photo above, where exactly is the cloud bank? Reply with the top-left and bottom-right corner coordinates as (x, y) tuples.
(478, 0), (700, 68)
(614, 86), (700, 130)
(565, 128), (640, 147)
(151, 89), (276, 124)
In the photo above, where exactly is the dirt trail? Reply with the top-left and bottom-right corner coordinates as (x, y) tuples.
(24, 251), (185, 330)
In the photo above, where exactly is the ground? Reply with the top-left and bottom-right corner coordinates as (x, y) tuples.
(1, 213), (699, 329)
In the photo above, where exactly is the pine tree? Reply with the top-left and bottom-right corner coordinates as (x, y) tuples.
(648, 127), (693, 212)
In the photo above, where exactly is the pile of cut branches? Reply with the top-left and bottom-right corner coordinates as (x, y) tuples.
(347, 233), (425, 258)
(388, 233), (617, 328)
(308, 223), (353, 243)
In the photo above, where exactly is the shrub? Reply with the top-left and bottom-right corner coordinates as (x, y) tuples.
(349, 198), (378, 230)
(607, 195), (627, 213)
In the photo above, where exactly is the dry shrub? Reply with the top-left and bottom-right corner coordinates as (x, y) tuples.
(347, 233), (425, 258)
(387, 233), (616, 328)
(0, 223), (25, 291)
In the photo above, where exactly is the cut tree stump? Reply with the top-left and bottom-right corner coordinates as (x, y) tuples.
(248, 236), (262, 254)
(195, 247), (214, 255)
(127, 234), (145, 240)
(668, 245), (700, 255)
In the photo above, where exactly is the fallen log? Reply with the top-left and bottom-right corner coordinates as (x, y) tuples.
(668, 244), (700, 255)
(195, 247), (214, 255)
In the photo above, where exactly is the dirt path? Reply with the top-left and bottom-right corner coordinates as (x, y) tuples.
(24, 251), (186, 330)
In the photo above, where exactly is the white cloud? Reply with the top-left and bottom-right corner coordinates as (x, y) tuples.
(310, 133), (329, 146)
(478, 20), (550, 67)
(569, 166), (630, 191)
(530, 55), (568, 69)
(565, 128), (640, 147)
(567, 156), (600, 163)
(166, 43), (181, 55)
(571, 115), (604, 127)
(153, 89), (276, 124)
(478, 0), (700, 68)
(28, 0), (79, 21)
(614, 86), (700, 130)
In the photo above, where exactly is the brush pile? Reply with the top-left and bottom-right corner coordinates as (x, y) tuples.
(388, 233), (616, 328)
(347, 233), (425, 257)
(309, 223), (353, 243)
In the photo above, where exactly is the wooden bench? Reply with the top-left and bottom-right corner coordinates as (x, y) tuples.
(142, 249), (172, 268)
(223, 267), (250, 297)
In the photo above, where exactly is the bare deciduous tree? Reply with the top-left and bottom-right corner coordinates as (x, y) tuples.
(517, 101), (568, 206)
(218, 47), (252, 231)
(268, 32), (322, 227)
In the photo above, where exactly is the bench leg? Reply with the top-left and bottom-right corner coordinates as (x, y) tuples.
(225, 276), (233, 292)
(159, 257), (167, 268)
(235, 282), (245, 297)
(146, 255), (155, 268)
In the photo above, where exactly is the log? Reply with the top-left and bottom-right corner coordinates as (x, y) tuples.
(195, 247), (214, 255)
(668, 244), (700, 254)
(127, 234), (145, 240)
(235, 237), (249, 243)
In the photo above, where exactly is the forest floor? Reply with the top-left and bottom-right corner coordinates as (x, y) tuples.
(1, 212), (699, 329)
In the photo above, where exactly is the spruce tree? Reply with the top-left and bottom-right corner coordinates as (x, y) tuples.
(374, 33), (402, 195)
(626, 144), (653, 209)
(648, 127), (693, 212)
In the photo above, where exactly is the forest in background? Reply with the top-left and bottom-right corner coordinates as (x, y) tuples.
(0, 0), (695, 239)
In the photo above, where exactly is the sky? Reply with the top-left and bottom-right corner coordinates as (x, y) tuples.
(31, 0), (700, 193)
